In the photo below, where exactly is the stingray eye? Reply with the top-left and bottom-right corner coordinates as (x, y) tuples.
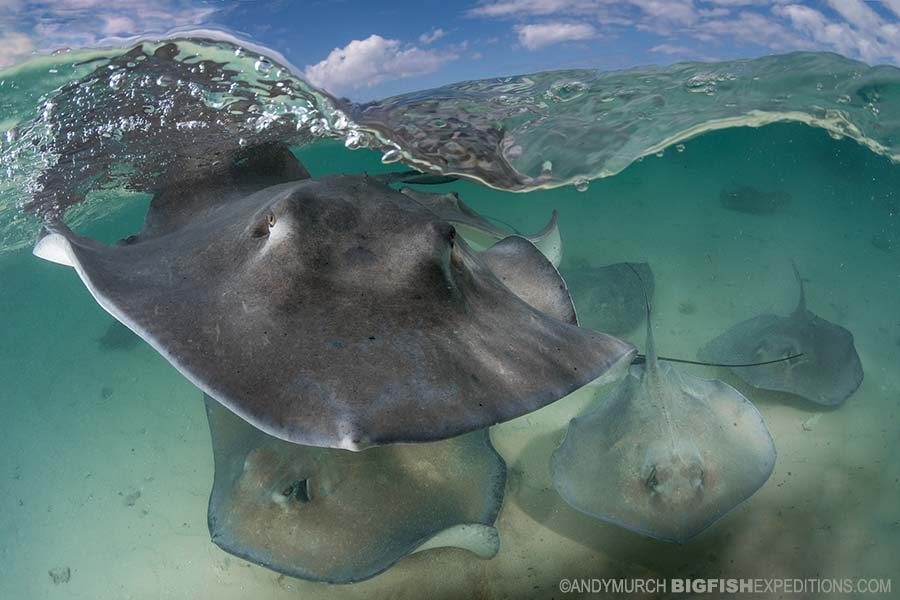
(267, 213), (277, 228)
(448, 227), (457, 245)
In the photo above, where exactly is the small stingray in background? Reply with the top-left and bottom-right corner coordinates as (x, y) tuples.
(33, 142), (635, 450)
(561, 260), (654, 336)
(719, 185), (791, 215)
(550, 273), (776, 543)
(97, 319), (141, 352)
(698, 265), (863, 406)
(204, 394), (506, 584)
(399, 187), (562, 266)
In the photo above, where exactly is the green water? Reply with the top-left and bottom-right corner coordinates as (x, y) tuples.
(2, 121), (898, 598)
(1, 35), (899, 599)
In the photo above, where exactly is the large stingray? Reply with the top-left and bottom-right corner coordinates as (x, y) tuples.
(204, 394), (505, 583)
(698, 266), (863, 406)
(561, 261), (654, 336)
(33, 143), (635, 450)
(399, 187), (562, 266)
(550, 286), (776, 543)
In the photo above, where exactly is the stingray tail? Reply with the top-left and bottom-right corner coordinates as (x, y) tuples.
(627, 263), (803, 369)
(790, 260), (807, 314)
(626, 263), (657, 369)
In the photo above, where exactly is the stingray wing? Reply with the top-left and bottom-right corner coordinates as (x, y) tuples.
(205, 395), (505, 583)
(699, 311), (863, 406)
(34, 176), (634, 450)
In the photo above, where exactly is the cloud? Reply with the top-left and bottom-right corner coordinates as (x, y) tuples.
(468, 0), (602, 18)
(0, 31), (34, 67)
(515, 22), (597, 50)
(303, 34), (458, 96)
(649, 43), (696, 55)
(468, 0), (900, 65)
(1, 0), (219, 67)
(419, 28), (447, 44)
(775, 3), (900, 63)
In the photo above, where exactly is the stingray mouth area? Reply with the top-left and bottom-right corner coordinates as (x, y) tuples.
(237, 447), (315, 508)
(641, 445), (705, 510)
(272, 478), (311, 506)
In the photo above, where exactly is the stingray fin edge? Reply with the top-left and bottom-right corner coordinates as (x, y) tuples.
(33, 224), (76, 267)
(527, 209), (562, 267)
(481, 234), (578, 326)
(411, 524), (500, 559)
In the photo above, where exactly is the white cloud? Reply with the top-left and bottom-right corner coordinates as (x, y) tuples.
(884, 0), (900, 19)
(515, 22), (597, 50)
(0, 31), (34, 67)
(469, 0), (602, 18)
(775, 3), (900, 63)
(650, 43), (695, 55)
(825, 0), (881, 31)
(101, 15), (138, 35)
(468, 0), (900, 65)
(303, 34), (458, 96)
(631, 0), (697, 26)
(698, 10), (800, 50)
(419, 28), (447, 44)
(1, 0), (219, 66)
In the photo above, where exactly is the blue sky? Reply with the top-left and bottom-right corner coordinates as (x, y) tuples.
(1, 0), (899, 99)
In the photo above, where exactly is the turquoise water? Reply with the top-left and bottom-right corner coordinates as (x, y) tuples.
(1, 36), (899, 599)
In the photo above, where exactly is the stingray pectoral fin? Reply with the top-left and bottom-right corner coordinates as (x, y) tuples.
(33, 225), (76, 267)
(480, 235), (577, 325)
(411, 524), (500, 559)
(525, 210), (562, 268)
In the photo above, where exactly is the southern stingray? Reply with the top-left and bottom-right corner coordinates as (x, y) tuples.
(204, 394), (505, 583)
(33, 142), (635, 450)
(698, 265), (863, 406)
(550, 274), (776, 543)
(561, 261), (654, 336)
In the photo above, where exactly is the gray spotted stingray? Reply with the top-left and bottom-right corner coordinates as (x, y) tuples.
(33, 142), (636, 450)
(698, 265), (863, 407)
(550, 274), (776, 543)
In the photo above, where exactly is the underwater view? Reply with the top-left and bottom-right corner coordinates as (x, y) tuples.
(1, 3), (899, 599)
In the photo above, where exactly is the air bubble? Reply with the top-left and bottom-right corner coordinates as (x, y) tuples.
(234, 48), (244, 57)
(255, 58), (273, 75)
(655, 150), (664, 158)
(109, 72), (125, 90)
(675, 143), (685, 153)
(573, 178), (589, 192)
(381, 149), (402, 164)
